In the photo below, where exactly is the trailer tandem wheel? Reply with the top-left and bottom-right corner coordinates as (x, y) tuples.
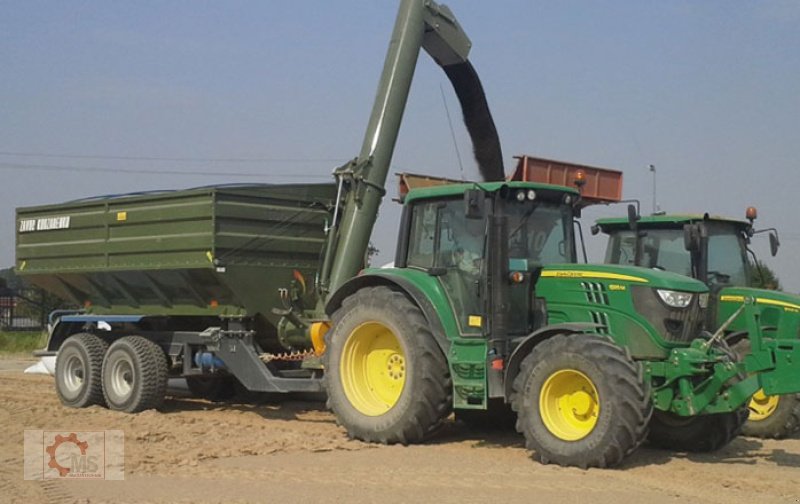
(102, 336), (168, 413)
(55, 333), (109, 408)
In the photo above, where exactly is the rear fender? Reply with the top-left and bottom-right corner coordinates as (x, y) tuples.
(326, 272), (453, 354)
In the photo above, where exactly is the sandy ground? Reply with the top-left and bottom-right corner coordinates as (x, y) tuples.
(2, 358), (800, 504)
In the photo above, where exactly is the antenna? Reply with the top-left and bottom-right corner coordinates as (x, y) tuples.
(440, 83), (466, 180)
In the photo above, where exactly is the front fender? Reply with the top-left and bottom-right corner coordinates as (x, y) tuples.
(326, 269), (457, 354)
(503, 323), (605, 399)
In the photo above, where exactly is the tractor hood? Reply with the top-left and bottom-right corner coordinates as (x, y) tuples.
(718, 287), (800, 314)
(538, 263), (708, 293)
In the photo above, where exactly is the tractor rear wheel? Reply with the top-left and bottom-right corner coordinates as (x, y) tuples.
(324, 286), (452, 444)
(55, 333), (108, 408)
(102, 336), (168, 413)
(647, 408), (748, 451)
(510, 334), (652, 468)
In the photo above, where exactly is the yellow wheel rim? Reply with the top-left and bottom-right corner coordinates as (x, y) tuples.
(539, 369), (600, 441)
(340, 322), (406, 416)
(749, 389), (780, 421)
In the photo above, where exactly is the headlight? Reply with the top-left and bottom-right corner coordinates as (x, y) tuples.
(656, 289), (693, 308)
(698, 293), (709, 309)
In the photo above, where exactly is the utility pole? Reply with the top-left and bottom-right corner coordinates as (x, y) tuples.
(649, 164), (657, 214)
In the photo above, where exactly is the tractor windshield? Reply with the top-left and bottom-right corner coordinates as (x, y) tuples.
(506, 201), (575, 268)
(604, 223), (750, 287)
(604, 228), (692, 276)
(705, 222), (750, 287)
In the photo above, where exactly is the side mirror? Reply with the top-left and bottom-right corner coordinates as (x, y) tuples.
(627, 204), (639, 232)
(464, 189), (484, 219)
(769, 231), (780, 257)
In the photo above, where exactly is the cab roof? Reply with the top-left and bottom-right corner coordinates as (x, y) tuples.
(596, 213), (750, 231)
(403, 180), (578, 205)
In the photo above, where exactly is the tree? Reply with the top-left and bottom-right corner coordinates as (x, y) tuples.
(750, 260), (782, 291)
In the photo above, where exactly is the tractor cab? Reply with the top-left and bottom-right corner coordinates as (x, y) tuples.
(396, 180), (579, 339)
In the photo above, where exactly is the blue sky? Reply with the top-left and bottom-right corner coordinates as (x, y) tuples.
(1, 1), (799, 290)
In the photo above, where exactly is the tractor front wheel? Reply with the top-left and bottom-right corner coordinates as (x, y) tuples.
(324, 286), (452, 444)
(647, 408), (748, 452)
(732, 339), (800, 438)
(510, 334), (652, 468)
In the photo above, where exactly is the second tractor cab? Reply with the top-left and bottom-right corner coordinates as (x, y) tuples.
(596, 209), (800, 438)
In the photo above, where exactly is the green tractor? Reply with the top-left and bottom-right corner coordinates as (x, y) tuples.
(324, 178), (800, 468)
(596, 209), (800, 438)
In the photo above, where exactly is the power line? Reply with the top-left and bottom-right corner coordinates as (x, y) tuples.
(0, 161), (333, 180)
(0, 151), (345, 164)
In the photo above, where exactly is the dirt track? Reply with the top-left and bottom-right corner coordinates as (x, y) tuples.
(2, 358), (800, 504)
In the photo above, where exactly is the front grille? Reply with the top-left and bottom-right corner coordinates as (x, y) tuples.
(632, 286), (706, 343)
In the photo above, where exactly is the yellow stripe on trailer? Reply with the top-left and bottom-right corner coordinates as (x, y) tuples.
(540, 270), (649, 283)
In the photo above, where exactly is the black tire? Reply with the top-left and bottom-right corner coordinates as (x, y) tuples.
(102, 336), (168, 413)
(731, 339), (800, 438)
(55, 333), (108, 408)
(647, 408), (749, 452)
(324, 286), (452, 445)
(648, 339), (748, 451)
(455, 399), (517, 431)
(510, 334), (652, 468)
(186, 375), (237, 402)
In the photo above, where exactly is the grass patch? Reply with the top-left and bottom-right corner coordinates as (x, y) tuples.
(0, 331), (47, 355)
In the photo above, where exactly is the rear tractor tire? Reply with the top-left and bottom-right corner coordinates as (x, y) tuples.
(102, 336), (168, 413)
(324, 286), (452, 445)
(510, 334), (652, 468)
(55, 333), (109, 408)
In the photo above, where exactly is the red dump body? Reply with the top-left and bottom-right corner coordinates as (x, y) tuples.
(510, 155), (622, 205)
(397, 155), (623, 206)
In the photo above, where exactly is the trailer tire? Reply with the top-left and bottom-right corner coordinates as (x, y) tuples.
(730, 338), (800, 438)
(55, 333), (108, 408)
(324, 286), (452, 444)
(510, 334), (652, 468)
(102, 336), (168, 413)
(186, 376), (238, 402)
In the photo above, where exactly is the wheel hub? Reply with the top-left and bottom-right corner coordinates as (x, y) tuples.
(749, 388), (780, 421)
(62, 354), (85, 394)
(539, 369), (600, 441)
(110, 357), (134, 400)
(340, 321), (406, 416)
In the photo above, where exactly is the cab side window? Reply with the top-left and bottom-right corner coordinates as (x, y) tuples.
(406, 202), (437, 269)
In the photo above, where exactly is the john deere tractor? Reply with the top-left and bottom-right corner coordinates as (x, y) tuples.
(596, 209), (800, 438)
